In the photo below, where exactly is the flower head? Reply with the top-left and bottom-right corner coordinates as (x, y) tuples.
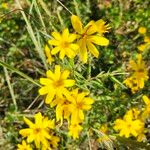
(39, 65), (75, 104)
(44, 44), (54, 64)
(64, 89), (94, 124)
(142, 95), (150, 119)
(114, 110), (144, 138)
(48, 28), (79, 59)
(68, 123), (83, 139)
(124, 54), (148, 93)
(138, 27), (147, 34)
(71, 15), (109, 63)
(50, 96), (72, 124)
(17, 140), (32, 150)
(91, 19), (111, 35)
(19, 112), (55, 149)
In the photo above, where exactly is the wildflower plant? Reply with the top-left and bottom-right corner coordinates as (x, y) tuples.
(0, 1), (150, 150)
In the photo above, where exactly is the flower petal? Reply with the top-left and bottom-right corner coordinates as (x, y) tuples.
(78, 39), (88, 63)
(48, 39), (59, 46)
(39, 86), (49, 95)
(64, 79), (75, 87)
(51, 47), (60, 55)
(62, 28), (69, 39)
(45, 91), (55, 104)
(52, 31), (61, 40)
(54, 65), (61, 80)
(87, 41), (99, 58)
(60, 70), (70, 80)
(71, 15), (83, 34)
(89, 35), (109, 46)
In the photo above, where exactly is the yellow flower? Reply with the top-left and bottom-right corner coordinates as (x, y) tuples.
(138, 27), (147, 34)
(68, 123), (83, 139)
(64, 89), (94, 124)
(49, 135), (60, 148)
(50, 96), (72, 124)
(42, 135), (60, 150)
(39, 65), (75, 104)
(71, 15), (109, 63)
(144, 36), (150, 43)
(44, 44), (54, 64)
(19, 112), (55, 149)
(137, 43), (148, 52)
(99, 124), (108, 134)
(125, 108), (140, 119)
(114, 110), (144, 138)
(142, 95), (150, 119)
(124, 54), (148, 93)
(91, 19), (111, 35)
(17, 140), (32, 150)
(48, 28), (79, 59)
(1, 3), (8, 9)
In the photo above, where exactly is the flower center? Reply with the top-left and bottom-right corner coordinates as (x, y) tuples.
(34, 128), (41, 134)
(61, 41), (69, 48)
(138, 68), (144, 73)
(54, 80), (64, 88)
(77, 102), (83, 109)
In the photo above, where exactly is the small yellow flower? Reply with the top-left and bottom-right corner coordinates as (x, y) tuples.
(64, 89), (94, 124)
(44, 44), (54, 64)
(137, 43), (148, 52)
(114, 110), (144, 138)
(138, 27), (147, 34)
(142, 95), (150, 119)
(144, 36), (150, 43)
(49, 135), (60, 148)
(68, 123), (83, 139)
(124, 54), (148, 93)
(99, 124), (108, 134)
(91, 19), (111, 35)
(19, 112), (55, 149)
(48, 28), (79, 59)
(1, 3), (8, 9)
(39, 65), (75, 104)
(17, 140), (32, 150)
(50, 96), (72, 124)
(71, 15), (109, 63)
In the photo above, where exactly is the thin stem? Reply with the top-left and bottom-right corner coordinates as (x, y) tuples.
(56, 0), (73, 15)
(3, 67), (17, 111)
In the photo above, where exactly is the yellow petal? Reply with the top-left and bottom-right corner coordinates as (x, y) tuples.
(48, 39), (59, 46)
(70, 43), (79, 50)
(90, 35), (109, 46)
(143, 95), (150, 105)
(45, 91), (55, 104)
(35, 112), (43, 125)
(23, 117), (34, 127)
(68, 34), (77, 42)
(52, 31), (61, 40)
(79, 110), (84, 121)
(64, 79), (75, 87)
(87, 41), (99, 58)
(46, 70), (55, 80)
(51, 47), (60, 55)
(39, 86), (49, 95)
(59, 49), (65, 59)
(54, 65), (61, 80)
(86, 20), (97, 35)
(60, 70), (70, 80)
(62, 28), (69, 39)
(40, 78), (52, 85)
(78, 39), (88, 63)
(71, 15), (83, 34)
